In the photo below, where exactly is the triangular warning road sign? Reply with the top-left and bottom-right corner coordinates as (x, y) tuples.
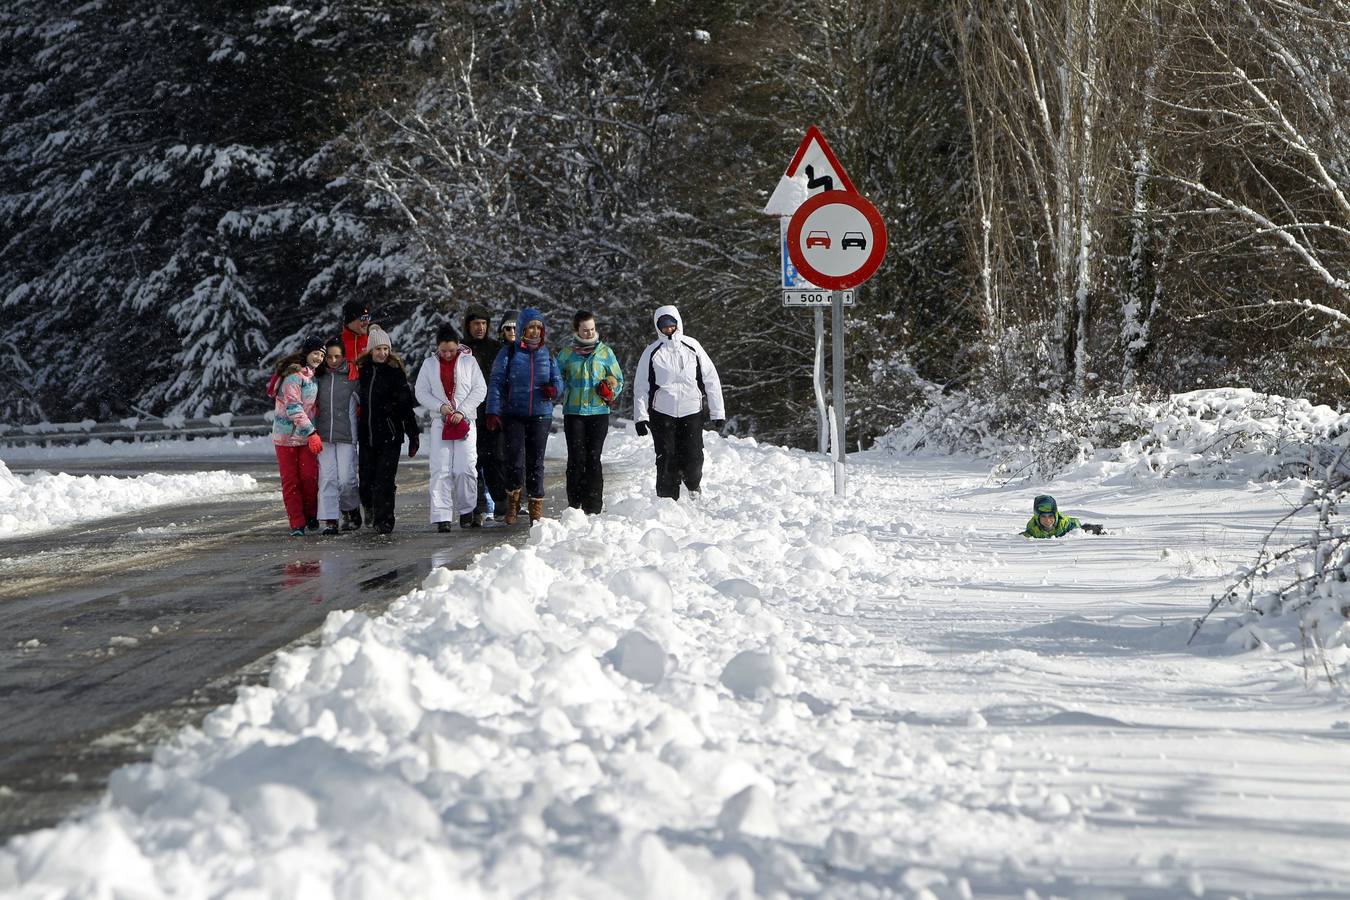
(763, 125), (858, 217)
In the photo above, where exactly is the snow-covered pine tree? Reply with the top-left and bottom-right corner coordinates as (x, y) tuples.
(0, 1), (443, 422)
(153, 252), (270, 416)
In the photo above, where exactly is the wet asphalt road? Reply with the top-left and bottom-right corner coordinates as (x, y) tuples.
(0, 452), (570, 841)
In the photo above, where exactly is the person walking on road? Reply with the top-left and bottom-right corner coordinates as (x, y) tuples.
(340, 300), (373, 382)
(356, 325), (420, 535)
(270, 337), (326, 536)
(463, 305), (506, 526)
(557, 310), (624, 514)
(313, 338), (362, 534)
(415, 323), (488, 532)
(633, 305), (725, 501)
(497, 310), (518, 349)
(492, 310), (519, 519)
(485, 308), (562, 525)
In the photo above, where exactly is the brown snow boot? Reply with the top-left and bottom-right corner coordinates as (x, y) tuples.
(528, 496), (544, 523)
(504, 488), (522, 526)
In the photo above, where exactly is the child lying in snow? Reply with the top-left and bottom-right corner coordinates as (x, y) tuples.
(1022, 494), (1105, 538)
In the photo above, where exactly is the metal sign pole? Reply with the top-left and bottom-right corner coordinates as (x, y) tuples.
(814, 308), (828, 454)
(771, 127), (885, 496)
(831, 290), (846, 496)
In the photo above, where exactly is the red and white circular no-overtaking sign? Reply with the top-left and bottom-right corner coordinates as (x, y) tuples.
(786, 191), (888, 291)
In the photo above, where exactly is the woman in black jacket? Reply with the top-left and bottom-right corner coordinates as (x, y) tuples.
(356, 325), (420, 534)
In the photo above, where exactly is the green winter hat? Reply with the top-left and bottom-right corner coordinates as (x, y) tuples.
(1033, 495), (1058, 516)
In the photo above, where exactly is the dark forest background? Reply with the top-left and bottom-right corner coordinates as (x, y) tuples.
(4, 0), (1348, 446)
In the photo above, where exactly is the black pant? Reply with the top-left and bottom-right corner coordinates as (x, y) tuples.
(475, 412), (508, 513)
(504, 415), (551, 498)
(651, 410), (704, 499)
(564, 413), (609, 513)
(358, 442), (402, 531)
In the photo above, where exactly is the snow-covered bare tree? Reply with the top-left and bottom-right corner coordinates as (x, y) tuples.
(341, 3), (681, 368)
(954, 0), (1129, 396)
(1116, 0), (1182, 390)
(641, 0), (969, 443)
(1153, 0), (1350, 397)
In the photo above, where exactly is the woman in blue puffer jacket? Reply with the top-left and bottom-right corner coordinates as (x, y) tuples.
(485, 308), (563, 525)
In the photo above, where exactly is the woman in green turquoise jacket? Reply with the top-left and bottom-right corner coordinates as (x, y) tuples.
(557, 310), (624, 514)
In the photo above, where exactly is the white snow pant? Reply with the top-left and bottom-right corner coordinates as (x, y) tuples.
(428, 423), (479, 522)
(317, 442), (360, 521)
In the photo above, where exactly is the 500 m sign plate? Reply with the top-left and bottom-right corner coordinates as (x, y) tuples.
(783, 289), (854, 307)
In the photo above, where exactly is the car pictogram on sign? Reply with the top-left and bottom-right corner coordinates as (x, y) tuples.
(806, 230), (831, 249)
(842, 231), (867, 250)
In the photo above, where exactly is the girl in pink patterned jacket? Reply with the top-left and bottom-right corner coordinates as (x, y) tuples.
(270, 337), (326, 536)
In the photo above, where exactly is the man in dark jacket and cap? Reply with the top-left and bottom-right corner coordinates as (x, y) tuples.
(463, 305), (505, 526)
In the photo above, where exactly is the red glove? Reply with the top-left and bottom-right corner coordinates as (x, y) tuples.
(408, 435), (420, 458)
(542, 385), (558, 400)
(486, 414), (502, 432)
(307, 433), (323, 455)
(596, 380), (614, 403)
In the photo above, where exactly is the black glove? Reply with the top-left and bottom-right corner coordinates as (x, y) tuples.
(707, 419), (725, 431)
(635, 421), (649, 437)
(408, 435), (420, 458)
(1081, 523), (1105, 535)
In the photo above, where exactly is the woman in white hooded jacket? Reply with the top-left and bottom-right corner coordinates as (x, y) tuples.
(415, 323), (488, 531)
(632, 304), (726, 500)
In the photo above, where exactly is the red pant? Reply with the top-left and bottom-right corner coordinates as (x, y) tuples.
(275, 444), (319, 528)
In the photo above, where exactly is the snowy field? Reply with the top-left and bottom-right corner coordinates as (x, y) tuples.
(0, 459), (258, 538)
(3, 427), (1349, 898)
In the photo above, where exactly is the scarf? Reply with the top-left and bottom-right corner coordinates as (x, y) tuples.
(572, 334), (599, 356)
(439, 356), (469, 440)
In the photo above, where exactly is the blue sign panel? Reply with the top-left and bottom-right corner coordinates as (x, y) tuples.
(781, 217), (813, 289)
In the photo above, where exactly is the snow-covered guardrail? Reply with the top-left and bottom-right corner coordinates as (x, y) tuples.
(1, 410), (633, 447)
(0, 413), (274, 446)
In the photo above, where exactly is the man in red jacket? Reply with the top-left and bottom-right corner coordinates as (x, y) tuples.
(341, 301), (372, 381)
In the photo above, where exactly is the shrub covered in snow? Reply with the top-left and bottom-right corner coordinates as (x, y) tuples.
(1201, 467), (1350, 678)
(880, 387), (1350, 484)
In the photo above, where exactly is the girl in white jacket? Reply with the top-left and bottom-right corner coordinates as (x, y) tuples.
(415, 324), (488, 531)
(632, 305), (726, 500)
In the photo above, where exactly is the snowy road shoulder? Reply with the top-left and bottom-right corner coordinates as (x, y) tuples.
(0, 460), (259, 539)
(0, 434), (275, 465)
(2, 431), (1347, 898)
